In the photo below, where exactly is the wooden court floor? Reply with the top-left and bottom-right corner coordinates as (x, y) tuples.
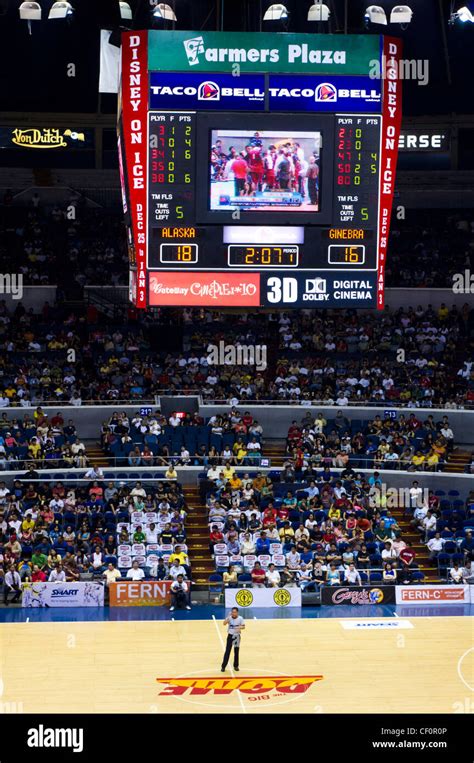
(0, 616), (472, 713)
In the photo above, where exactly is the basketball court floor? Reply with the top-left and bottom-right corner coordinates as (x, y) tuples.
(0, 604), (472, 714)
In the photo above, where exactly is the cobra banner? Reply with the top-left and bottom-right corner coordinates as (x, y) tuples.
(321, 585), (396, 606)
(376, 36), (403, 309)
(225, 587), (301, 608)
(120, 30), (149, 309)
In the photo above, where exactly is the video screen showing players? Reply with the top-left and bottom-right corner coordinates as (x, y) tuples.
(210, 129), (322, 212)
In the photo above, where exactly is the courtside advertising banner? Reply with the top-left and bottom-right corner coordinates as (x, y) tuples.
(22, 582), (105, 607)
(321, 585), (396, 605)
(121, 30), (149, 308)
(225, 587), (301, 608)
(376, 36), (403, 309)
(395, 585), (470, 605)
(109, 580), (173, 606)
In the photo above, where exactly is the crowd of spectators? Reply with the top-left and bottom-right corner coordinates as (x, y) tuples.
(102, 408), (264, 467)
(0, 201), (128, 289)
(413, 487), (474, 584)
(0, 408), (88, 471)
(0, 476), (191, 604)
(206, 464), (474, 589)
(385, 211), (474, 289)
(0, 297), (473, 407)
(284, 411), (455, 473)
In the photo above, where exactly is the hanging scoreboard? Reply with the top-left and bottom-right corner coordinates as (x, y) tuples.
(119, 31), (402, 309)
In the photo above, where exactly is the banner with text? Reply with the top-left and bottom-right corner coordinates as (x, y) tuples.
(22, 582), (105, 607)
(109, 580), (172, 606)
(148, 31), (382, 75)
(321, 585), (396, 606)
(395, 585), (470, 605)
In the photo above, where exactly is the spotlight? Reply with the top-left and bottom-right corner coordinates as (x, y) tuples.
(308, 3), (330, 21)
(364, 5), (387, 25)
(263, 3), (288, 21)
(152, 2), (177, 21)
(19, 1), (41, 19)
(390, 4), (413, 24)
(48, 1), (74, 19)
(450, 5), (474, 22)
(119, 1), (132, 21)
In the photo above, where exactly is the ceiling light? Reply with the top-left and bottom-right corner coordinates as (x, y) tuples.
(263, 3), (288, 21)
(308, 3), (330, 21)
(48, 1), (74, 19)
(365, 5), (387, 24)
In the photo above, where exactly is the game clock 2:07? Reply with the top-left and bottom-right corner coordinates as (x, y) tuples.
(227, 245), (299, 268)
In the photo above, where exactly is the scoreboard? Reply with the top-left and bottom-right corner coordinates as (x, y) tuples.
(119, 31), (402, 310)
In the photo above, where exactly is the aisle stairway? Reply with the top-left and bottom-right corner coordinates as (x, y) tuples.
(84, 440), (110, 469)
(445, 448), (471, 473)
(183, 484), (214, 589)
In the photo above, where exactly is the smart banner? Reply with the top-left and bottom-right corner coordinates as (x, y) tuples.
(321, 586), (396, 605)
(224, 587), (301, 608)
(109, 580), (172, 606)
(147, 31), (381, 75)
(22, 582), (105, 607)
(395, 585), (470, 605)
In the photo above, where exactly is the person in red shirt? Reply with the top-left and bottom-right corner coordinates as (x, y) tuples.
(277, 505), (290, 523)
(229, 155), (248, 197)
(209, 525), (224, 552)
(31, 565), (47, 582)
(245, 145), (264, 192)
(263, 505), (278, 528)
(251, 562), (266, 588)
(399, 542), (416, 583)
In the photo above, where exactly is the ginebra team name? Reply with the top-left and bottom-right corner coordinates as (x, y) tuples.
(269, 87), (379, 99)
(150, 85), (264, 98)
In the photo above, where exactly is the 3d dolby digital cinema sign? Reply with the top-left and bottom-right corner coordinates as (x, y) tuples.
(118, 31), (402, 309)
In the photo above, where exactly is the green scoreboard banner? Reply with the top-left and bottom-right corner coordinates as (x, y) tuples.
(147, 31), (382, 74)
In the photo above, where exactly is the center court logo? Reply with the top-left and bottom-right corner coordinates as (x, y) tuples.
(156, 671), (323, 707)
(183, 36), (205, 65)
(315, 82), (337, 101)
(198, 81), (220, 100)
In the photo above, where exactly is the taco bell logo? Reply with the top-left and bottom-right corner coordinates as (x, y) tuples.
(183, 36), (205, 66)
(198, 81), (220, 100)
(315, 82), (337, 101)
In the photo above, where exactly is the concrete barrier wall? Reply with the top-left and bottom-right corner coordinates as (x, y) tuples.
(0, 465), (472, 499)
(2, 403), (474, 443)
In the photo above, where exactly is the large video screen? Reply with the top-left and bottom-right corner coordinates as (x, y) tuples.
(210, 129), (321, 212)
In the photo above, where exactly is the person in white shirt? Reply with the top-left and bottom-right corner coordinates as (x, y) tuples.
(130, 482), (146, 499)
(126, 561), (145, 581)
(207, 466), (221, 481)
(449, 564), (464, 584)
(286, 547), (301, 570)
(240, 533), (256, 555)
(169, 413), (181, 427)
(421, 510), (437, 541)
(344, 563), (362, 586)
(85, 465), (104, 480)
(427, 532), (444, 559)
(49, 565), (66, 583)
(167, 560), (187, 580)
(265, 563), (281, 588)
(145, 523), (159, 544)
(4, 566), (22, 604)
(409, 481), (423, 509)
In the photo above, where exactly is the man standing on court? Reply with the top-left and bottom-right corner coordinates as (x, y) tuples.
(221, 607), (245, 672)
